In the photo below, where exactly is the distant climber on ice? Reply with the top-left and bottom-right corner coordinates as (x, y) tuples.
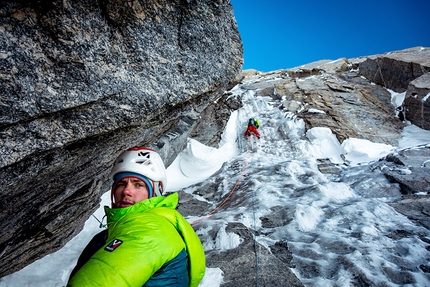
(244, 118), (260, 139)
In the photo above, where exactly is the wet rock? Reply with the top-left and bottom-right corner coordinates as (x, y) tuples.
(269, 240), (294, 267)
(260, 205), (295, 228)
(389, 195), (430, 230)
(382, 266), (416, 285)
(316, 159), (343, 175)
(420, 265), (430, 273)
(381, 146), (430, 194)
(204, 222), (304, 287)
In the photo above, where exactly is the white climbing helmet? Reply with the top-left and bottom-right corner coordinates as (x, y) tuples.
(110, 147), (167, 197)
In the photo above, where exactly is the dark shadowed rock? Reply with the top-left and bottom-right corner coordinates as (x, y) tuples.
(357, 47), (430, 130)
(175, 190), (212, 218)
(358, 47), (430, 92)
(269, 240), (294, 267)
(404, 72), (430, 130)
(260, 205), (294, 228)
(189, 91), (243, 147)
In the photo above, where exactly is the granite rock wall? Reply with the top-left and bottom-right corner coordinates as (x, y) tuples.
(0, 0), (243, 277)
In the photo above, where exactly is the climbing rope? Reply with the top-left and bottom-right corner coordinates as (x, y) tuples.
(190, 134), (261, 285)
(191, 136), (254, 225)
(243, 136), (260, 286)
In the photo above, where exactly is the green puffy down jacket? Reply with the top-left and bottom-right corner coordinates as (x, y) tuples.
(68, 193), (206, 287)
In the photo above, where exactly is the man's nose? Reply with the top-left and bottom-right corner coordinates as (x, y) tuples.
(122, 182), (133, 196)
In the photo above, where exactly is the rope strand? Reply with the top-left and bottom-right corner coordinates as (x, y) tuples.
(250, 137), (259, 287)
(191, 135), (260, 285)
(191, 136), (254, 225)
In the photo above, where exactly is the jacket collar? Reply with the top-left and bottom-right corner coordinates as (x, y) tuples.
(104, 192), (178, 223)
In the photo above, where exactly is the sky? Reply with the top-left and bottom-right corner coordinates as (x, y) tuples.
(230, 0), (430, 71)
(2, 79), (430, 286)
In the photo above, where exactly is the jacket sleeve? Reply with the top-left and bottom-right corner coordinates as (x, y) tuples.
(175, 213), (206, 287)
(151, 207), (206, 287)
(68, 229), (108, 280)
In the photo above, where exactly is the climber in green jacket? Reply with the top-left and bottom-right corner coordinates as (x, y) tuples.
(67, 147), (206, 287)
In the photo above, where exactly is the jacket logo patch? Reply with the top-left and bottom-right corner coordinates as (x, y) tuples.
(105, 239), (123, 252)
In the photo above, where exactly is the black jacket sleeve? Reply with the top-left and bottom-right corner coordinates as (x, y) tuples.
(68, 229), (108, 279)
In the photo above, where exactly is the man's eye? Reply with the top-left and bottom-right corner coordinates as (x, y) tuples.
(117, 182), (126, 187)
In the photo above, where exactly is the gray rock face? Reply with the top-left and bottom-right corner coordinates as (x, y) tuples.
(358, 47), (430, 130)
(242, 58), (405, 146)
(0, 0), (242, 277)
(358, 47), (430, 92)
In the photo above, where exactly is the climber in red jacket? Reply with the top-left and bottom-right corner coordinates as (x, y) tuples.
(244, 118), (260, 139)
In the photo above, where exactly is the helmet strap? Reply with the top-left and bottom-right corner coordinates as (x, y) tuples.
(153, 182), (164, 197)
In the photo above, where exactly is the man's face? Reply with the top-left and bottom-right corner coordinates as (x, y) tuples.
(113, 177), (149, 208)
